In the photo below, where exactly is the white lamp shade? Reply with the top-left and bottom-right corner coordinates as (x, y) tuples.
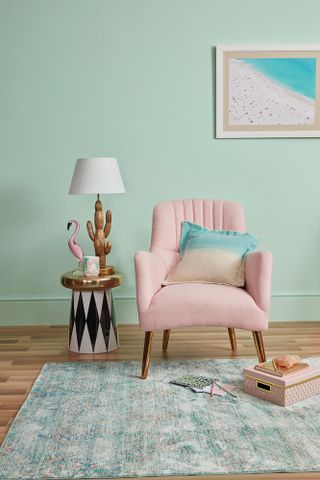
(69, 157), (126, 194)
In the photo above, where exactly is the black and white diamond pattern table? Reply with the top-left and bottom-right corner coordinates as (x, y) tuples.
(61, 271), (122, 353)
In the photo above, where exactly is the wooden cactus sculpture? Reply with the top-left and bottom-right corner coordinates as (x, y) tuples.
(86, 197), (114, 275)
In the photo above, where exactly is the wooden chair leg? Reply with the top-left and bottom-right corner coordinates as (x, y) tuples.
(252, 331), (266, 363)
(141, 331), (154, 379)
(162, 329), (170, 352)
(228, 328), (237, 351)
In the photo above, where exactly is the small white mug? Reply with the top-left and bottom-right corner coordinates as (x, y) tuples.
(83, 256), (99, 276)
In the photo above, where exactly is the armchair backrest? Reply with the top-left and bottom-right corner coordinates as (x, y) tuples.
(151, 199), (246, 253)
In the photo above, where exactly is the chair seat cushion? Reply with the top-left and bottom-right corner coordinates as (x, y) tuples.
(139, 283), (268, 332)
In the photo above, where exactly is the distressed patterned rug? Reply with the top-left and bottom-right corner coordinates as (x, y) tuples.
(1, 358), (320, 479)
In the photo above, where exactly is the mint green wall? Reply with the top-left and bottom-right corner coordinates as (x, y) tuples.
(1, 0), (320, 324)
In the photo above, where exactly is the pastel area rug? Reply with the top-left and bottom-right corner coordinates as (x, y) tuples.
(1, 358), (320, 479)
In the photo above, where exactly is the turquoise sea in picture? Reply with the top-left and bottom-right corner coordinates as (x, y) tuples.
(242, 58), (316, 100)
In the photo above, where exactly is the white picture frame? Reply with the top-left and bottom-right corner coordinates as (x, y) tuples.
(216, 45), (320, 138)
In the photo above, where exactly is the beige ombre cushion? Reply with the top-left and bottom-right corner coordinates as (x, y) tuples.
(163, 222), (257, 287)
(164, 248), (245, 287)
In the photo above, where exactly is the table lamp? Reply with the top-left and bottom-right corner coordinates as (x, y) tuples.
(69, 157), (126, 275)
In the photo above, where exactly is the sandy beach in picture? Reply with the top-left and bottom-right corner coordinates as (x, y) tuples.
(228, 58), (315, 126)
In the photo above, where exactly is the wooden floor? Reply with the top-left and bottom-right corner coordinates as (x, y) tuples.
(0, 322), (319, 479)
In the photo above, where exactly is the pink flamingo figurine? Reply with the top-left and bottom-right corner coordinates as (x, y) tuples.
(67, 220), (84, 262)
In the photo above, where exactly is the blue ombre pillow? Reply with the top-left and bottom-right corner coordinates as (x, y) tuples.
(163, 222), (258, 287)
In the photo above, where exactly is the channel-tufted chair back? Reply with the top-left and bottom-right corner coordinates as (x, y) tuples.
(150, 199), (246, 253)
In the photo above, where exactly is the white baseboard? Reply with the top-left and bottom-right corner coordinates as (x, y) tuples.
(0, 294), (319, 326)
(270, 293), (320, 322)
(0, 297), (138, 326)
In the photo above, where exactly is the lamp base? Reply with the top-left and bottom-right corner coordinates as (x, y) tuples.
(99, 265), (115, 276)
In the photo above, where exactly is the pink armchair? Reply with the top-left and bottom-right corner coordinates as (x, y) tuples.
(134, 199), (272, 379)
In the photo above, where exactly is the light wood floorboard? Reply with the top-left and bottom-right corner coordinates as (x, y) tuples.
(0, 322), (319, 479)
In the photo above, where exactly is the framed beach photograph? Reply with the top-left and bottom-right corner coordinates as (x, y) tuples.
(216, 45), (320, 138)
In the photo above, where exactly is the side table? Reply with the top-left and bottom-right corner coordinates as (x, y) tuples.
(61, 272), (122, 354)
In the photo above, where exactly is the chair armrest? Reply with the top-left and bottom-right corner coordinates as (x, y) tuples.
(245, 251), (272, 312)
(134, 251), (167, 313)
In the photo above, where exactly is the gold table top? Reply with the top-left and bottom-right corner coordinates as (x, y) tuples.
(61, 271), (123, 291)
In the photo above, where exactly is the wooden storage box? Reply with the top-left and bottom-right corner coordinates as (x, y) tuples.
(243, 365), (320, 406)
